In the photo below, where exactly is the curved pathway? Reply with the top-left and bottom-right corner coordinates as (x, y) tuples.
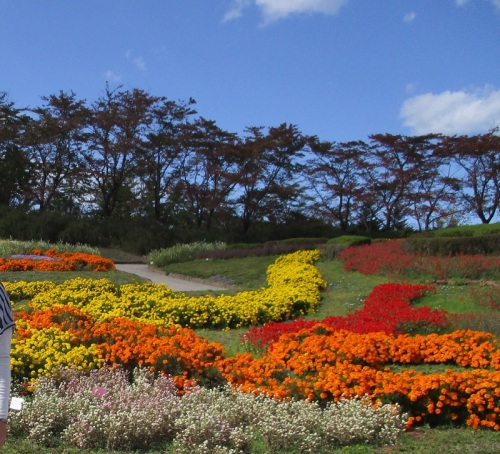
(115, 264), (225, 291)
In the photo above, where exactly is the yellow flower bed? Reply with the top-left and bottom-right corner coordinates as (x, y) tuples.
(7, 250), (327, 329)
(11, 321), (104, 378)
(5, 280), (56, 301)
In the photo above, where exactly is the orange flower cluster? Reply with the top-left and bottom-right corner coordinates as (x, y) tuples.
(91, 318), (225, 387)
(14, 305), (225, 389)
(15, 305), (95, 343)
(0, 249), (115, 272)
(217, 326), (500, 430)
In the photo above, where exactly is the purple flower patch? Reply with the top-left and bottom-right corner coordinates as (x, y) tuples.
(10, 254), (60, 261)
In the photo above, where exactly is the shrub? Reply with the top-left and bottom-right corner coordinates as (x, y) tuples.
(12, 366), (181, 450)
(404, 234), (500, 256)
(327, 235), (371, 246)
(433, 222), (500, 238)
(196, 238), (327, 260)
(322, 235), (371, 260)
(324, 396), (406, 447)
(172, 386), (254, 453)
(0, 239), (100, 256)
(147, 241), (227, 267)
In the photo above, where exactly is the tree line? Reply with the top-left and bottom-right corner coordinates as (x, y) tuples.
(0, 88), (498, 252)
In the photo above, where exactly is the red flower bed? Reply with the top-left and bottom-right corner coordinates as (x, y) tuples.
(0, 249), (115, 272)
(243, 283), (447, 349)
(339, 240), (500, 280)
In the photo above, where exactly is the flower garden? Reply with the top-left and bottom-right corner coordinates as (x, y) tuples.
(3, 243), (500, 452)
(0, 249), (115, 272)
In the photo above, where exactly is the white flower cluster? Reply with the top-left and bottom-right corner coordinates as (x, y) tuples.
(9, 367), (407, 452)
(323, 396), (407, 447)
(11, 366), (181, 450)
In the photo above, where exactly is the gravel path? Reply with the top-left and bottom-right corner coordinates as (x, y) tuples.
(115, 264), (225, 291)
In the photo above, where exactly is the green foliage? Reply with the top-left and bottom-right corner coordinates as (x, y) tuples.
(0, 239), (99, 257)
(147, 241), (227, 267)
(0, 207), (173, 255)
(447, 311), (500, 340)
(396, 320), (449, 336)
(97, 248), (147, 264)
(274, 237), (329, 245)
(322, 235), (372, 260)
(432, 222), (500, 238)
(403, 234), (500, 255)
(200, 238), (327, 260)
(327, 235), (371, 246)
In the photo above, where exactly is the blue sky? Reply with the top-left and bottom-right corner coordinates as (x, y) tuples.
(1, 0), (499, 142)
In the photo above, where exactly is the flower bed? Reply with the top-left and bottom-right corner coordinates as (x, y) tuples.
(11, 367), (407, 451)
(219, 327), (500, 430)
(339, 240), (500, 280)
(0, 248), (115, 272)
(243, 283), (447, 349)
(12, 302), (500, 431)
(7, 249), (500, 437)
(7, 250), (326, 329)
(12, 308), (225, 389)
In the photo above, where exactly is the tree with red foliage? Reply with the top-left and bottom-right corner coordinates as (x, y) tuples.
(358, 134), (440, 232)
(24, 91), (89, 213)
(176, 117), (239, 231)
(234, 123), (306, 234)
(305, 138), (367, 232)
(442, 129), (500, 224)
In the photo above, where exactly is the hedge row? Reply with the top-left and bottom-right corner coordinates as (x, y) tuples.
(403, 234), (500, 256)
(194, 238), (328, 260)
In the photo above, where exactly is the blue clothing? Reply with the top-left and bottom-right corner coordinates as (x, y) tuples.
(0, 284), (14, 335)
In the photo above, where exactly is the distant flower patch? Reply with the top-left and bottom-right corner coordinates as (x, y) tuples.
(339, 240), (500, 280)
(0, 248), (115, 272)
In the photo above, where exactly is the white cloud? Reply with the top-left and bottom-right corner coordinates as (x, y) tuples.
(104, 70), (121, 82)
(223, 0), (251, 22)
(400, 87), (500, 135)
(126, 49), (147, 71)
(405, 83), (417, 94)
(403, 11), (416, 22)
(133, 56), (147, 71)
(456, 0), (500, 9)
(224, 0), (348, 24)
